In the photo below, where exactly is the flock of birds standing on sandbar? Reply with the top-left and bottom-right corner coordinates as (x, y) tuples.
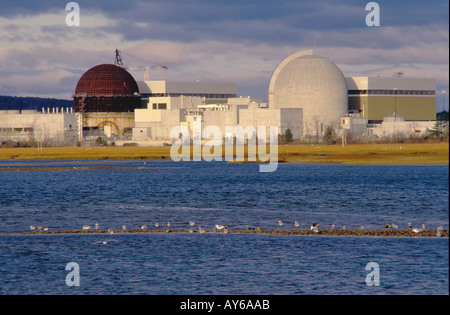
(27, 220), (446, 239)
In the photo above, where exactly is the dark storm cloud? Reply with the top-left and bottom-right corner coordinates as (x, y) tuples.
(94, 0), (449, 49)
(1, 0), (447, 46)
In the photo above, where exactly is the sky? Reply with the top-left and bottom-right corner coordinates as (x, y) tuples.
(0, 0), (448, 110)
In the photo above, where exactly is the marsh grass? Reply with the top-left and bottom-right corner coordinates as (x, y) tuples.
(0, 143), (448, 164)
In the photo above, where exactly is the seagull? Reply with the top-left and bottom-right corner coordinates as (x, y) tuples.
(407, 222), (412, 229)
(107, 228), (114, 235)
(331, 224), (335, 229)
(391, 223), (398, 229)
(154, 222), (159, 228)
(342, 225), (346, 230)
(122, 225), (127, 231)
(30, 225), (36, 231)
(360, 225), (365, 230)
(82, 225), (91, 231)
(214, 225), (228, 232)
(95, 223), (99, 230)
(37, 226), (44, 231)
(421, 224), (426, 230)
(92, 239), (118, 245)
(436, 227), (443, 237)
(140, 225), (147, 230)
(189, 221), (195, 227)
(384, 223), (390, 229)
(277, 220), (283, 226)
(198, 225), (205, 234)
(167, 222), (171, 228)
(412, 228), (422, 233)
(294, 221), (300, 228)
(310, 223), (319, 230)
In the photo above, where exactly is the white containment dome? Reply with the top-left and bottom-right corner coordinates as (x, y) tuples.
(268, 49), (348, 138)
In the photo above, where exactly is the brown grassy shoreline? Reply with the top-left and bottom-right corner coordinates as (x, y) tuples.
(1, 228), (447, 238)
(0, 143), (448, 165)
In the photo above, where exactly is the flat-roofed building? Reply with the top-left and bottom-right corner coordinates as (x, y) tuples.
(0, 108), (78, 145)
(137, 80), (237, 105)
(346, 77), (436, 122)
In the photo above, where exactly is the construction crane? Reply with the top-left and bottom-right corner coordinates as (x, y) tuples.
(114, 49), (123, 67)
(114, 49), (168, 80)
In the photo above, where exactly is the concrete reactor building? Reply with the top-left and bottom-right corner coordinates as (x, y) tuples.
(268, 49), (348, 139)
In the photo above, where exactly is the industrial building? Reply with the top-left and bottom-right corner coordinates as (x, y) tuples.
(0, 108), (77, 145)
(73, 64), (142, 140)
(130, 49), (437, 142)
(346, 76), (436, 122)
(268, 49), (348, 139)
(0, 49), (439, 145)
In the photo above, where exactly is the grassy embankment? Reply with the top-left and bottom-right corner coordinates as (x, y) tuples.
(0, 143), (448, 164)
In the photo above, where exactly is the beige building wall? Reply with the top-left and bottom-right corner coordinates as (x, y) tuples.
(134, 109), (186, 140)
(238, 107), (302, 139)
(82, 112), (135, 138)
(0, 110), (78, 144)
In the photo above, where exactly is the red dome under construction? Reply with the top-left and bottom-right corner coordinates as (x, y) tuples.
(73, 64), (141, 113)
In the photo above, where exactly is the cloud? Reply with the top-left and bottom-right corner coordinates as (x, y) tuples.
(0, 0), (448, 100)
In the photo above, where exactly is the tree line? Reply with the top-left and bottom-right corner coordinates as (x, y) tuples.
(0, 95), (72, 111)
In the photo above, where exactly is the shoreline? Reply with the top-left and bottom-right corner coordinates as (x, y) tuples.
(1, 228), (448, 238)
(0, 143), (448, 165)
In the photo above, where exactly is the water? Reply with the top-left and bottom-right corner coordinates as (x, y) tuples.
(0, 161), (448, 294)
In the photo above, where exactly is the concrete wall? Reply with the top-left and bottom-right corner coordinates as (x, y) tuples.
(238, 108), (302, 139)
(137, 80), (237, 97)
(132, 127), (151, 141)
(0, 110), (78, 144)
(142, 96), (205, 110)
(341, 115), (368, 138)
(82, 112), (134, 139)
(369, 120), (435, 138)
(134, 109), (184, 139)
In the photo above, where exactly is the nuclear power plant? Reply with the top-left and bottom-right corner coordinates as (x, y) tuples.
(0, 49), (439, 145)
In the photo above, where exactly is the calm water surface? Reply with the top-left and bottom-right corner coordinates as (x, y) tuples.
(0, 161), (448, 294)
